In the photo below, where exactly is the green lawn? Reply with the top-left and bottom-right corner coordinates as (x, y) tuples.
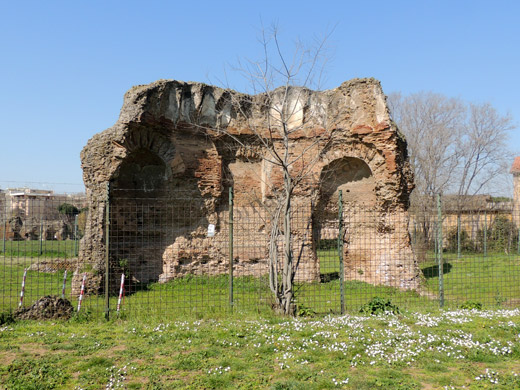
(0, 260), (432, 318)
(318, 247), (341, 274)
(1, 239), (79, 258)
(2, 309), (520, 389)
(420, 251), (520, 308)
(2, 247), (520, 389)
(1, 248), (520, 317)
(0, 257), (74, 312)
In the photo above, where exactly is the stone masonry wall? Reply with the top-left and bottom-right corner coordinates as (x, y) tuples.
(78, 78), (421, 294)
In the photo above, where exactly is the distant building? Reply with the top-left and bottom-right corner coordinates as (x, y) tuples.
(0, 188), (87, 241)
(2, 188), (86, 221)
(4, 188), (54, 220)
(511, 156), (520, 225)
(409, 194), (514, 248)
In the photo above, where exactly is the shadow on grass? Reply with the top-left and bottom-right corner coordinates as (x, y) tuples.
(422, 262), (452, 278)
(134, 282), (152, 293)
(319, 272), (339, 283)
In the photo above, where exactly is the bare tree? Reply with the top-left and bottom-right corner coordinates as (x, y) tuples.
(455, 103), (514, 200)
(388, 92), (464, 198)
(389, 92), (515, 201)
(388, 92), (463, 245)
(389, 92), (515, 250)
(214, 25), (332, 314)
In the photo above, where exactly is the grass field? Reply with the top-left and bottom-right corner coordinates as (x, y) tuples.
(1, 243), (520, 317)
(1, 239), (78, 258)
(1, 308), (520, 389)
(421, 252), (520, 307)
(2, 243), (520, 388)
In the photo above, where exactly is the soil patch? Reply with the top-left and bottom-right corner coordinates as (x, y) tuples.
(14, 295), (74, 320)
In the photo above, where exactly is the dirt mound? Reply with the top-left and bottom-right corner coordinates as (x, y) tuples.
(14, 295), (74, 320)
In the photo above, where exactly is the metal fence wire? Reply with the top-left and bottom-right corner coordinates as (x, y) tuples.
(1, 189), (520, 317)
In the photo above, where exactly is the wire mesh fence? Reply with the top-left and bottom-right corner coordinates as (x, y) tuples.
(1, 187), (520, 318)
(0, 188), (86, 313)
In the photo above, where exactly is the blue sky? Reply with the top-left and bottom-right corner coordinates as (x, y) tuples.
(1, 0), (518, 193)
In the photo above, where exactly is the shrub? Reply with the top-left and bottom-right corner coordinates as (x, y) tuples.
(460, 301), (482, 310)
(446, 226), (472, 253)
(58, 203), (80, 216)
(360, 297), (400, 315)
(0, 310), (14, 325)
(477, 216), (518, 253)
(296, 303), (316, 317)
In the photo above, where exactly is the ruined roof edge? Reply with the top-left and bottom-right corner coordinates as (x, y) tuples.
(117, 77), (386, 125)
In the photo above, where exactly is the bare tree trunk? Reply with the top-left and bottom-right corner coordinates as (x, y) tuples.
(268, 205), (281, 296)
(281, 170), (293, 314)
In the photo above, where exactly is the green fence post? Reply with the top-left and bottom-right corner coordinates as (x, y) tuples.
(428, 216), (439, 258)
(483, 211), (487, 258)
(2, 220), (5, 254)
(39, 219), (43, 256)
(105, 183), (110, 321)
(457, 214), (461, 259)
(338, 190), (345, 315)
(74, 214), (78, 257)
(437, 194), (444, 308)
(229, 187), (234, 311)
(517, 227), (520, 255)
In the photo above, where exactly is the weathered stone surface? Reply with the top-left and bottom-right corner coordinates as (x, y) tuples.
(71, 271), (102, 296)
(27, 259), (78, 273)
(79, 78), (421, 294)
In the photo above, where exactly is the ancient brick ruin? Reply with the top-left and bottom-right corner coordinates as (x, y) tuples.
(78, 78), (421, 294)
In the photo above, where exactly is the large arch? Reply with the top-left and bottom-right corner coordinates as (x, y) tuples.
(313, 155), (420, 289)
(109, 128), (223, 287)
(313, 157), (376, 279)
(317, 156), (376, 216)
(109, 146), (171, 285)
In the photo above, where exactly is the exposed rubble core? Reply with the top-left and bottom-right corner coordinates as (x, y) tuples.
(79, 78), (421, 294)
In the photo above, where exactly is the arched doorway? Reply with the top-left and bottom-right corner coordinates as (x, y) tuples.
(314, 157), (376, 281)
(110, 146), (171, 286)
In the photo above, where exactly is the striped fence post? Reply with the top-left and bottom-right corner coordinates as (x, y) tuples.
(77, 273), (87, 312)
(19, 268), (28, 307)
(61, 270), (68, 299)
(117, 273), (125, 314)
